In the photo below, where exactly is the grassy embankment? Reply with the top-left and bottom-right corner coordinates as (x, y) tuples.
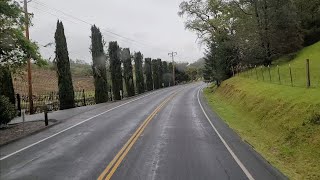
(204, 42), (320, 179)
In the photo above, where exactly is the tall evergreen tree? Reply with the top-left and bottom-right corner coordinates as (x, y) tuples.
(162, 61), (169, 87)
(54, 20), (75, 110)
(134, 52), (145, 94)
(121, 48), (135, 97)
(109, 41), (122, 100)
(152, 59), (160, 89)
(168, 62), (174, 86)
(144, 58), (153, 91)
(157, 59), (163, 88)
(91, 25), (108, 103)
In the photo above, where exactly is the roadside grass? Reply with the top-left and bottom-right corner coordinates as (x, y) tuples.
(242, 41), (320, 88)
(203, 77), (320, 180)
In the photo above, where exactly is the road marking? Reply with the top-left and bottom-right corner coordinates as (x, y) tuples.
(0, 89), (168, 161)
(98, 93), (176, 180)
(197, 87), (255, 180)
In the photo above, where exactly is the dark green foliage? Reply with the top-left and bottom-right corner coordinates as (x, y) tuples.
(121, 48), (135, 97)
(91, 25), (108, 103)
(0, 95), (16, 125)
(152, 59), (160, 89)
(179, 0), (310, 84)
(1, 0), (42, 69)
(54, 21), (75, 110)
(157, 59), (163, 88)
(203, 41), (233, 86)
(0, 66), (15, 105)
(294, 0), (320, 46)
(109, 41), (122, 100)
(162, 61), (170, 87)
(134, 52), (145, 94)
(144, 58), (153, 91)
(168, 62), (174, 85)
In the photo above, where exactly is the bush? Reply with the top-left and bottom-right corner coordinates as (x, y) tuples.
(0, 95), (16, 125)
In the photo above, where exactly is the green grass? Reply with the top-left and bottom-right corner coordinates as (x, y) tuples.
(204, 77), (320, 179)
(241, 42), (320, 88)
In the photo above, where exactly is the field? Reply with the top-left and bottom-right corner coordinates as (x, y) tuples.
(13, 65), (95, 95)
(13, 65), (95, 112)
(204, 42), (320, 179)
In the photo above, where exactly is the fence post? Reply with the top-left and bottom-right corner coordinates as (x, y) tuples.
(277, 65), (281, 84)
(109, 85), (113, 101)
(44, 105), (48, 126)
(261, 66), (265, 81)
(289, 64), (293, 87)
(82, 89), (86, 106)
(16, 94), (21, 117)
(255, 65), (258, 80)
(268, 65), (272, 82)
(22, 109), (25, 134)
(306, 59), (311, 88)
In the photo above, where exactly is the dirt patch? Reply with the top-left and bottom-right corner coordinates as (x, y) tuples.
(0, 120), (57, 146)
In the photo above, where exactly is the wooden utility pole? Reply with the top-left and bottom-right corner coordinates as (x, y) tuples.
(168, 52), (177, 85)
(24, 0), (34, 114)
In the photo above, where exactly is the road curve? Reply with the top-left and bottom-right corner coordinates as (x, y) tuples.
(0, 83), (286, 180)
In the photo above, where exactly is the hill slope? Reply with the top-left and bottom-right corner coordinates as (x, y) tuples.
(204, 43), (320, 179)
(245, 41), (320, 88)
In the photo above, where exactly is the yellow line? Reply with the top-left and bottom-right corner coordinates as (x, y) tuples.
(97, 93), (175, 180)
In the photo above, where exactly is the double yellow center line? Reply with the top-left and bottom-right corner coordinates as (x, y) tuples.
(98, 93), (176, 180)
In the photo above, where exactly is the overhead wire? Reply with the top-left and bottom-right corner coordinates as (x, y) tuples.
(29, 0), (199, 61)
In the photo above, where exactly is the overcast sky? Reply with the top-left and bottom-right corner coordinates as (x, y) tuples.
(26, 0), (204, 64)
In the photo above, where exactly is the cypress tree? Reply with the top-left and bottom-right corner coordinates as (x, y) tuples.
(134, 52), (145, 94)
(144, 58), (153, 91)
(162, 61), (169, 87)
(121, 48), (135, 97)
(157, 59), (163, 88)
(109, 41), (122, 100)
(91, 25), (108, 103)
(168, 62), (174, 85)
(54, 20), (75, 110)
(152, 59), (159, 89)
(0, 66), (15, 105)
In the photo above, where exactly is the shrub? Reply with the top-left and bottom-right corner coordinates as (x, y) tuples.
(0, 95), (16, 125)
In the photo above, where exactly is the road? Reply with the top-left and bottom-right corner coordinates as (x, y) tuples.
(0, 83), (286, 180)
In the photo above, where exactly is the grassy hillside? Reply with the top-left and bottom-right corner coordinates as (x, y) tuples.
(204, 43), (320, 179)
(243, 42), (320, 88)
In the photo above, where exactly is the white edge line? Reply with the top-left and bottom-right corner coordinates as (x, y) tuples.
(0, 90), (160, 161)
(197, 87), (255, 180)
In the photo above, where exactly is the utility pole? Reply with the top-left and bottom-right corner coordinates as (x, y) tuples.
(168, 52), (177, 85)
(24, 0), (34, 114)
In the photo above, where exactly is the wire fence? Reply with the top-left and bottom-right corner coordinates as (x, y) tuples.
(236, 59), (320, 89)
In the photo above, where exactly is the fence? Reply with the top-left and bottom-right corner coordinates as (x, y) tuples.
(236, 59), (319, 88)
(15, 90), (96, 115)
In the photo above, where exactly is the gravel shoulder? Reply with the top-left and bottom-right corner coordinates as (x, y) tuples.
(0, 120), (58, 146)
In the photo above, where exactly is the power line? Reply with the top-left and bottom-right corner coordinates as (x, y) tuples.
(29, 0), (200, 61)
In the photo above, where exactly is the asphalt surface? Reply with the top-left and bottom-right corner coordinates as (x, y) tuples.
(0, 83), (286, 180)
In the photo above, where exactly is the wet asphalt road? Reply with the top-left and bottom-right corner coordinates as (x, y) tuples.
(0, 83), (286, 180)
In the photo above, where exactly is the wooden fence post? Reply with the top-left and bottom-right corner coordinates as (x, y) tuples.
(277, 65), (281, 84)
(289, 64), (293, 87)
(16, 94), (21, 117)
(44, 106), (48, 126)
(306, 59), (311, 88)
(255, 65), (258, 80)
